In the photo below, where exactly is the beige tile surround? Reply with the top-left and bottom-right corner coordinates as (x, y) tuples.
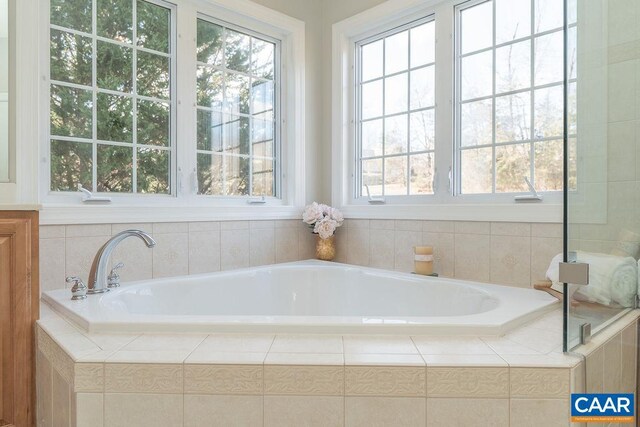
(39, 219), (562, 293)
(36, 305), (639, 427)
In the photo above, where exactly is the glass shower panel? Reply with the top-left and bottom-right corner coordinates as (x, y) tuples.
(564, 0), (640, 350)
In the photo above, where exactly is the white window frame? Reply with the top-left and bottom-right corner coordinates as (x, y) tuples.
(332, 0), (562, 222)
(36, 0), (306, 224)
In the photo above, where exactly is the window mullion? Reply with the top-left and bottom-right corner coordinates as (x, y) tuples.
(91, 0), (98, 193)
(132, 0), (138, 194)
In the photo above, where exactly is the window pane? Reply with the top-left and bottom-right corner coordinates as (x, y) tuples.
(495, 92), (531, 143)
(568, 82), (577, 135)
(410, 65), (434, 110)
(361, 80), (382, 120)
(225, 29), (251, 73)
(495, 0), (530, 44)
(410, 21), (435, 68)
(137, 51), (170, 99)
(409, 110), (434, 152)
(252, 118), (274, 157)
(461, 147), (493, 194)
(496, 143), (530, 192)
(197, 153), (222, 195)
(138, 100), (170, 147)
(197, 109), (223, 151)
(385, 30), (408, 75)
(567, 0), (577, 25)
(97, 0), (133, 43)
(361, 39), (383, 81)
(384, 72), (408, 115)
(534, 85), (563, 139)
(534, 139), (563, 191)
(97, 144), (133, 192)
(225, 73), (250, 115)
(224, 115), (250, 155)
(50, 29), (92, 86)
(252, 38), (275, 80)
(409, 153), (434, 195)
(137, 0), (170, 54)
(51, 0), (92, 33)
(568, 137), (577, 190)
(567, 26), (577, 80)
(496, 40), (530, 94)
(97, 41), (133, 92)
(534, 31), (563, 86)
(197, 66), (223, 109)
(534, 0), (563, 34)
(224, 155), (250, 195)
(384, 115), (408, 155)
(197, 19), (223, 65)
(137, 148), (170, 194)
(461, 50), (492, 100)
(97, 93), (133, 143)
(251, 80), (274, 119)
(384, 156), (408, 195)
(252, 158), (274, 196)
(460, 99), (492, 147)
(461, 1), (493, 54)
(361, 119), (383, 158)
(50, 139), (93, 191)
(362, 159), (383, 196)
(50, 85), (93, 138)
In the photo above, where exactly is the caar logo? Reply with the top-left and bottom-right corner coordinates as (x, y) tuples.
(571, 393), (635, 423)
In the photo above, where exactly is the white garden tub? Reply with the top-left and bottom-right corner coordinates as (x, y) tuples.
(42, 260), (557, 335)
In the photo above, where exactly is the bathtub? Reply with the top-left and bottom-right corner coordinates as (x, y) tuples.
(42, 260), (558, 335)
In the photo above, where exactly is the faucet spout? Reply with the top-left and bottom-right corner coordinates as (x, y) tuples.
(87, 229), (156, 294)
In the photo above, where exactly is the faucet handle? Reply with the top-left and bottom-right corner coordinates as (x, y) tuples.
(107, 262), (124, 288)
(66, 276), (87, 300)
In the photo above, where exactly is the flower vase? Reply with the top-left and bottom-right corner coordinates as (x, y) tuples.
(315, 235), (336, 261)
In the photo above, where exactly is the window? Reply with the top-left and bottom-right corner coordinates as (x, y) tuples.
(356, 17), (436, 198)
(49, 0), (174, 194)
(196, 17), (278, 197)
(455, 0), (575, 194)
(41, 0), (304, 221)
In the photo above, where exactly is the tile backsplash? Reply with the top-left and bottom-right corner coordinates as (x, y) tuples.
(39, 219), (562, 293)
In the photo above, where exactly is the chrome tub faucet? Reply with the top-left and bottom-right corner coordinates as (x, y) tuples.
(87, 229), (156, 294)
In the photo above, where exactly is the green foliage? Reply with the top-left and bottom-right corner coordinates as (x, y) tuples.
(97, 0), (133, 43)
(50, 140), (93, 191)
(97, 41), (133, 92)
(197, 19), (223, 64)
(137, 148), (169, 193)
(97, 93), (133, 143)
(50, 29), (92, 85)
(97, 144), (132, 192)
(50, 85), (93, 138)
(51, 0), (92, 33)
(137, 51), (169, 99)
(138, 100), (170, 146)
(137, 0), (170, 54)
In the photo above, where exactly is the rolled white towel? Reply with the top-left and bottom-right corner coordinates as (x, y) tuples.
(546, 251), (638, 307)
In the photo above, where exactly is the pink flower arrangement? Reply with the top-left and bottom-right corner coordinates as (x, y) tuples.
(302, 202), (344, 239)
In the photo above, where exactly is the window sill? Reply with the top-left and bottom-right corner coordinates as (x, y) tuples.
(339, 203), (562, 223)
(39, 204), (303, 225)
